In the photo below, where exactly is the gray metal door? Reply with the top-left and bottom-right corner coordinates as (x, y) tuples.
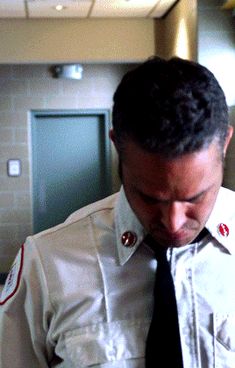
(31, 110), (111, 233)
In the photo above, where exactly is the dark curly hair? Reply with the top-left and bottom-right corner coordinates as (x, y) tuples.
(112, 56), (229, 158)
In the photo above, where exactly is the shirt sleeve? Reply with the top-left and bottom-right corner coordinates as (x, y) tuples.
(0, 238), (54, 368)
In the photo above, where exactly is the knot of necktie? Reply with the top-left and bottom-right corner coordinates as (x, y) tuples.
(145, 234), (168, 263)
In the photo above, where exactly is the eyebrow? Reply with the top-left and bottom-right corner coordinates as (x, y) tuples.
(138, 187), (211, 204)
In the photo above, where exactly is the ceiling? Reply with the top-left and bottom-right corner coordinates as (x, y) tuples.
(0, 0), (178, 19)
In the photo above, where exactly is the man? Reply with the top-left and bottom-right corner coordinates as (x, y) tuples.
(0, 56), (234, 367)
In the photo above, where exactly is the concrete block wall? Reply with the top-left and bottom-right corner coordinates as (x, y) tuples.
(0, 63), (132, 273)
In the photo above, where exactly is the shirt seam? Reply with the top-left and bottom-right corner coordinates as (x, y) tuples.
(193, 243), (202, 368)
(89, 214), (110, 324)
(32, 205), (116, 242)
(26, 238), (57, 362)
(30, 237), (56, 319)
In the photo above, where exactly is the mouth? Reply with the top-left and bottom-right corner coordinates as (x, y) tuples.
(163, 231), (188, 242)
(151, 228), (196, 246)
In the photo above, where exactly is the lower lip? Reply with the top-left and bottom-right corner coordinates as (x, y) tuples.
(155, 230), (190, 244)
(166, 233), (186, 242)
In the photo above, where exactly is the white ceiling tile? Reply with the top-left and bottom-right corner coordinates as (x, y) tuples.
(0, 0), (179, 19)
(27, 0), (92, 18)
(0, 0), (25, 18)
(149, 0), (178, 18)
(91, 0), (160, 18)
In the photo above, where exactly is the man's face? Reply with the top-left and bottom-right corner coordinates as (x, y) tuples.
(120, 139), (228, 248)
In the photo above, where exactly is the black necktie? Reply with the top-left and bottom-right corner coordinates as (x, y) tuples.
(145, 235), (184, 368)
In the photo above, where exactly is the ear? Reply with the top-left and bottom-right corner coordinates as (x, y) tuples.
(223, 125), (234, 156)
(109, 129), (119, 152)
(109, 129), (115, 143)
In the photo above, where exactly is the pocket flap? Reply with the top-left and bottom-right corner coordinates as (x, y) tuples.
(214, 312), (235, 351)
(65, 319), (149, 367)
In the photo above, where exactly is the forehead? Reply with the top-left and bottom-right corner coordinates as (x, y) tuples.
(121, 140), (222, 198)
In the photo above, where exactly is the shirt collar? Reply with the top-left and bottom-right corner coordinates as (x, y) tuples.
(205, 186), (235, 255)
(114, 186), (235, 264)
(114, 186), (146, 265)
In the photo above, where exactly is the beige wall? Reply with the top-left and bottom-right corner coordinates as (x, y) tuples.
(0, 63), (133, 272)
(0, 5), (198, 65)
(155, 0), (197, 61)
(0, 19), (155, 64)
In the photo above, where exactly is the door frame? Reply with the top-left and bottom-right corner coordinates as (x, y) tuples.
(30, 109), (111, 233)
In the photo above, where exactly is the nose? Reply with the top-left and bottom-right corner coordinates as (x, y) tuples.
(160, 201), (187, 233)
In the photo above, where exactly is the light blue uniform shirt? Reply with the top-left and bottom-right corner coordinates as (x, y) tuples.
(0, 186), (235, 367)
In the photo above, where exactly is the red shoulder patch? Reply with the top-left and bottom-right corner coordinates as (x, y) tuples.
(0, 245), (24, 305)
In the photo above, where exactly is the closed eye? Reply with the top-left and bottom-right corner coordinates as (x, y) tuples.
(138, 192), (167, 204)
(186, 192), (206, 204)
(138, 190), (207, 204)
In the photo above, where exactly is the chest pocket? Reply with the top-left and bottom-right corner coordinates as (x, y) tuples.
(64, 319), (149, 368)
(213, 312), (235, 368)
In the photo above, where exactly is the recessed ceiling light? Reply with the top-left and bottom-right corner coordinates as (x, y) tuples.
(54, 4), (66, 11)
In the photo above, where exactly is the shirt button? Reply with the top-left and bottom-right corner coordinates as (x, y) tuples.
(121, 231), (137, 247)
